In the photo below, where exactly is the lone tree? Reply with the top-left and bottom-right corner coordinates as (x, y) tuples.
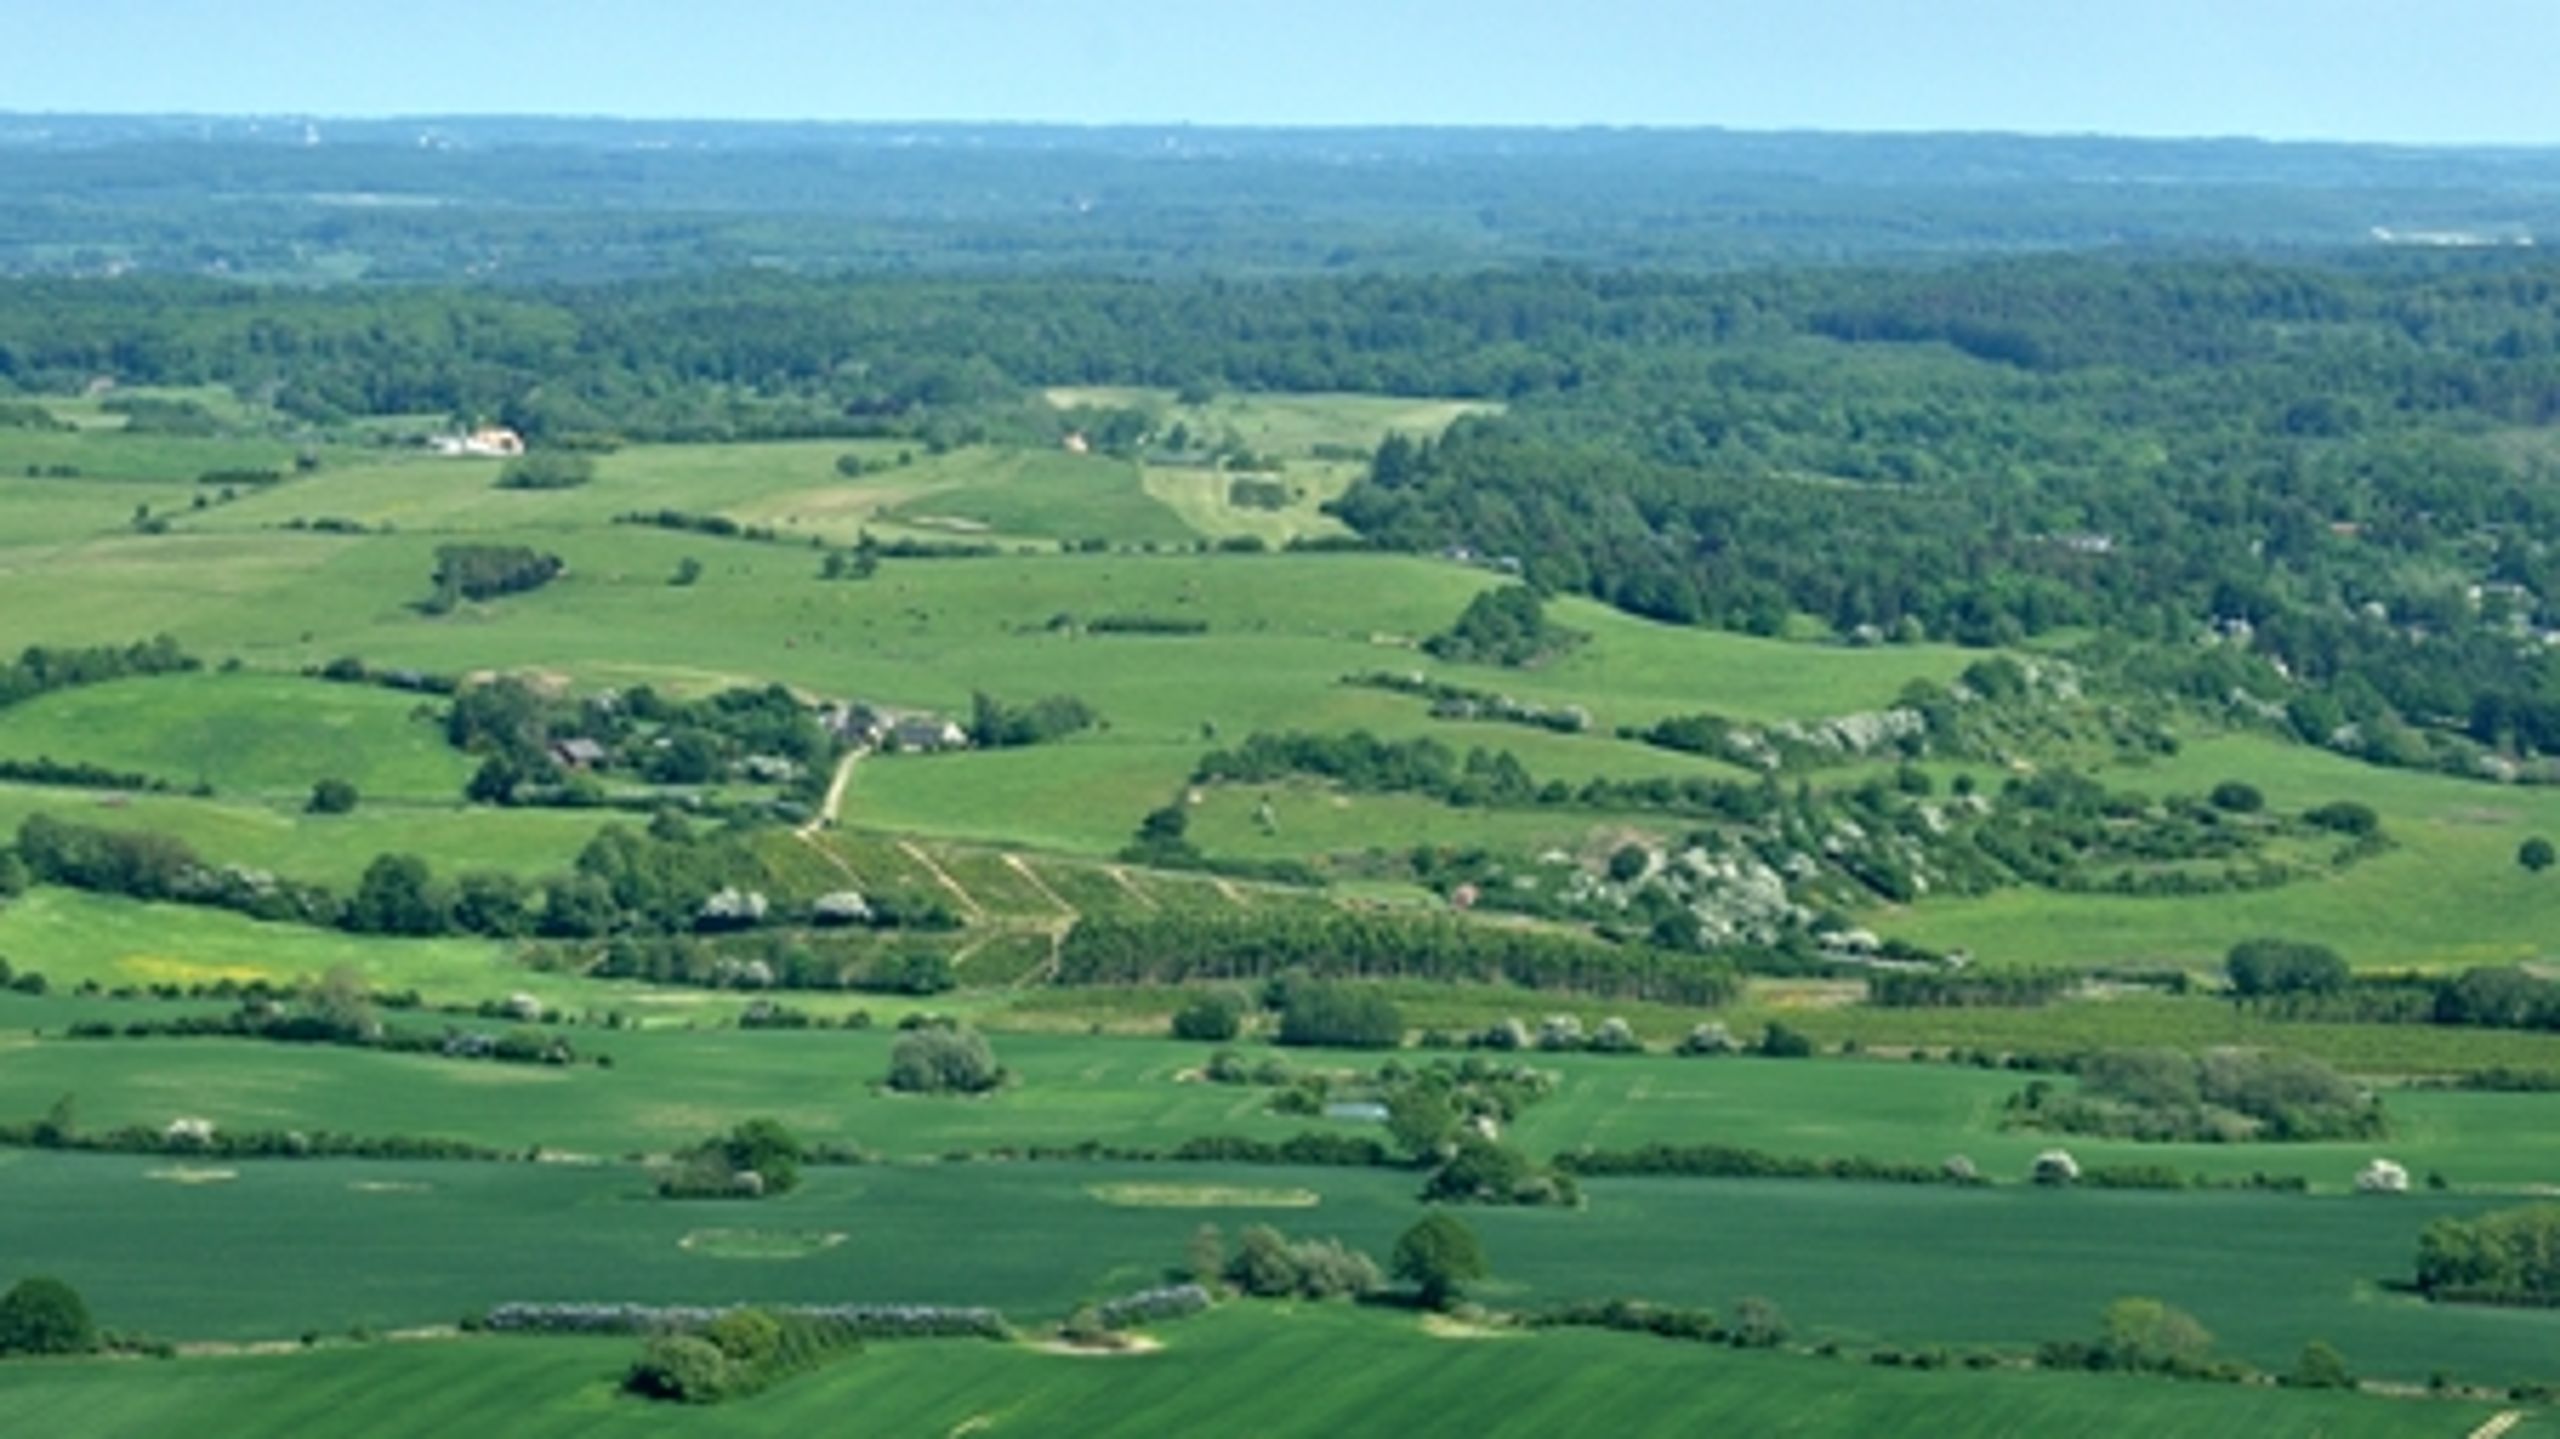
(0, 1276), (95, 1356)
(2521, 837), (2556, 874)
(1391, 1212), (1488, 1310)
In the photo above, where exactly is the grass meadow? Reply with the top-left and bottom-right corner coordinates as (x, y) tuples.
(5, 1017), (2557, 1194)
(1880, 733), (2560, 971)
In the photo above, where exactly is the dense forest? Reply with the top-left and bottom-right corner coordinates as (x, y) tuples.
(5, 121), (2557, 281)
(15, 255), (2560, 770)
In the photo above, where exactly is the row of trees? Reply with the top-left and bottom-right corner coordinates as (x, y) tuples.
(1056, 912), (1741, 1005)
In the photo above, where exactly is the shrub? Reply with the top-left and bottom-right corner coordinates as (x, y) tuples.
(307, 778), (359, 815)
(2303, 801), (2379, 837)
(0, 1277), (95, 1356)
(627, 1333), (739, 1404)
(2522, 837), (2557, 874)
(2208, 781), (2264, 813)
(1727, 1295), (1789, 1349)
(2291, 1340), (2354, 1389)
(1758, 1022), (1814, 1058)
(2032, 1148), (2081, 1185)
(886, 1027), (1003, 1094)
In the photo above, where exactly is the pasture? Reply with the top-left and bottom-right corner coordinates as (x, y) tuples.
(1880, 734), (2560, 972)
(0, 672), (469, 801)
(6, 1019), (2559, 1195)
(0, 1305), (2499, 1439)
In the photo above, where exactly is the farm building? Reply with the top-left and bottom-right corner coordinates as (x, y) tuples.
(430, 426), (528, 458)
(889, 715), (970, 752)
(549, 737), (608, 770)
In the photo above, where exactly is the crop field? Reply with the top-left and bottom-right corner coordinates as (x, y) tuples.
(0, 1305), (2499, 1439)
(0, 1149), (2554, 1384)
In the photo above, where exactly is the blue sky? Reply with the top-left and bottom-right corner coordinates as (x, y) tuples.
(5, 0), (2556, 145)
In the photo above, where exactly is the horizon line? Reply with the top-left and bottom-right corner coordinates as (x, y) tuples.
(5, 110), (2556, 155)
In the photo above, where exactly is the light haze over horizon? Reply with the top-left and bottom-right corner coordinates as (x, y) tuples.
(6, 0), (2557, 148)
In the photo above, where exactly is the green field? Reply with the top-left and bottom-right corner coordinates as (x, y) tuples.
(1881, 734), (2560, 972)
(0, 790), (609, 889)
(0, 672), (471, 801)
(3, 1149), (2556, 1384)
(9, 397), (2560, 1432)
(5, 1020), (2557, 1196)
(0, 1304), (2499, 1439)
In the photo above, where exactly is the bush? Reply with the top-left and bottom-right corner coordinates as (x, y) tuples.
(2303, 801), (2379, 837)
(2291, 1339), (2354, 1389)
(629, 1333), (732, 1402)
(886, 1027), (1003, 1094)
(0, 1277), (95, 1356)
(2208, 781), (2264, 813)
(1758, 1022), (1814, 1058)
(1171, 992), (1245, 1042)
(307, 778), (359, 815)
(2522, 837), (2557, 874)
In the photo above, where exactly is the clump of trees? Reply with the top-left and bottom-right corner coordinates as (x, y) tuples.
(1170, 991), (1246, 1041)
(427, 543), (563, 612)
(885, 1025), (1005, 1095)
(659, 1118), (804, 1200)
(1418, 1136), (1580, 1207)
(2036, 1297), (2233, 1380)
(2006, 1048), (2382, 1143)
(966, 691), (1100, 748)
(495, 452), (595, 490)
(2223, 938), (2348, 998)
(625, 1308), (861, 1404)
(2415, 1204), (2560, 1305)
(1272, 979), (1404, 1050)
(1217, 1225), (1383, 1300)
(1423, 586), (1583, 668)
